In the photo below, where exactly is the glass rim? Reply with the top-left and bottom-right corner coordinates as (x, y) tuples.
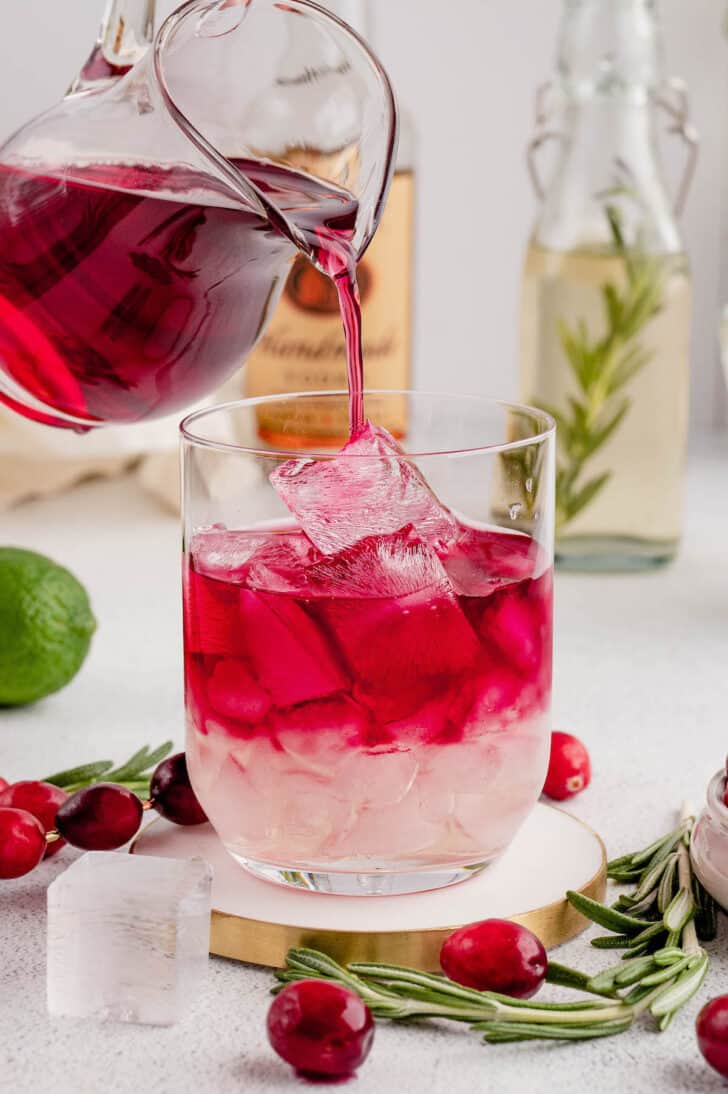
(180, 390), (556, 459)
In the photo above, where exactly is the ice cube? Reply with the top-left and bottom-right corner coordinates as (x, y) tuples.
(189, 528), (264, 582)
(311, 560), (481, 723)
(329, 783), (441, 860)
(184, 567), (248, 658)
(421, 736), (499, 796)
(482, 588), (544, 675)
(383, 678), (483, 746)
(274, 695), (371, 776)
(304, 527), (452, 599)
(206, 657), (272, 726)
(441, 525), (539, 597)
(462, 659), (531, 726)
(244, 532), (318, 594)
(270, 421), (457, 554)
(452, 727), (549, 849)
(237, 590), (349, 707)
(340, 748), (420, 809)
(215, 745), (358, 862)
(47, 853), (212, 1027)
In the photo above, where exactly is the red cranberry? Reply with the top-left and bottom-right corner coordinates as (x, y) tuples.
(0, 778), (8, 793)
(0, 781), (69, 857)
(542, 731), (591, 801)
(267, 981), (374, 1080)
(440, 918), (547, 999)
(150, 753), (207, 826)
(55, 784), (143, 851)
(0, 807), (46, 878)
(697, 995), (728, 1078)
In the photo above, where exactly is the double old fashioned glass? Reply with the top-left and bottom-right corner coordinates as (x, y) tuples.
(182, 392), (555, 895)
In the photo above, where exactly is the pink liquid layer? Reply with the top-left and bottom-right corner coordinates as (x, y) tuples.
(0, 159), (357, 427)
(185, 518), (552, 873)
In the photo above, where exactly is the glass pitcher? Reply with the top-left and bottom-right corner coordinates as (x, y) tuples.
(0, 0), (397, 430)
(520, 0), (697, 571)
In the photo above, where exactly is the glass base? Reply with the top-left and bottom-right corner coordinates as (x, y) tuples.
(231, 853), (490, 896)
(555, 535), (678, 573)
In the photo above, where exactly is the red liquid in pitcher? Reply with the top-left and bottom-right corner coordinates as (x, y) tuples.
(0, 159), (358, 427)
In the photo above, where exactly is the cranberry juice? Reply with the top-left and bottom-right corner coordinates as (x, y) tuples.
(0, 159), (358, 427)
(184, 422), (552, 875)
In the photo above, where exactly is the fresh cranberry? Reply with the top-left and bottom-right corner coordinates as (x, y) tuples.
(0, 781), (69, 857)
(542, 731), (591, 801)
(697, 995), (728, 1078)
(440, 918), (547, 999)
(150, 753), (208, 826)
(0, 778), (8, 793)
(267, 981), (374, 1080)
(55, 784), (143, 850)
(0, 807), (46, 878)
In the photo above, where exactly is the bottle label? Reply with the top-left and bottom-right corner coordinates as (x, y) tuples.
(244, 170), (415, 444)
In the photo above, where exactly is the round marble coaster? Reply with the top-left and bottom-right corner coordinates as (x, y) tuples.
(132, 803), (606, 970)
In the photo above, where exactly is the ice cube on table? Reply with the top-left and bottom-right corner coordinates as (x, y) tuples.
(47, 852), (212, 1027)
(270, 421), (458, 554)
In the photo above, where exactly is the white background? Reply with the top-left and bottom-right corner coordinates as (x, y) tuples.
(0, 0), (726, 431)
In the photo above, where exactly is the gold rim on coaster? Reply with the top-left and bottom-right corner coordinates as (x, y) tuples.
(133, 808), (606, 970)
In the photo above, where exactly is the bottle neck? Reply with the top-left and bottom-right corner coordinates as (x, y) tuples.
(70, 0), (156, 93)
(534, 0), (681, 253)
(558, 0), (663, 99)
(536, 96), (681, 253)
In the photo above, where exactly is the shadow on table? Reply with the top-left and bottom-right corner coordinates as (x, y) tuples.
(662, 1059), (725, 1092)
(228, 1053), (301, 1089)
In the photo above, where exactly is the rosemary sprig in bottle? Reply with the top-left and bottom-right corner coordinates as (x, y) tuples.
(538, 205), (671, 532)
(274, 807), (717, 1045)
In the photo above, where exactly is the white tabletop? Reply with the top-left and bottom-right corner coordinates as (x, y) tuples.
(1, 435), (727, 1094)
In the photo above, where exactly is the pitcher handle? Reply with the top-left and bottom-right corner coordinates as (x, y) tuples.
(654, 77), (700, 218)
(526, 82), (564, 201)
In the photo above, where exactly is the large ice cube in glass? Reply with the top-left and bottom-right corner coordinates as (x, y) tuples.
(237, 589), (349, 706)
(270, 421), (457, 554)
(440, 525), (538, 597)
(47, 852), (212, 1026)
(305, 527), (452, 599)
(306, 533), (481, 723)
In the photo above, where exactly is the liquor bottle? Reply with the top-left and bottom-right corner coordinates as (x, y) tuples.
(520, 0), (697, 571)
(243, 0), (416, 445)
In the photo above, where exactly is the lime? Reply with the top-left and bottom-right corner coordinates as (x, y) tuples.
(0, 547), (96, 706)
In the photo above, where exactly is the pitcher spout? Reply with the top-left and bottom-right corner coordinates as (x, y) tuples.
(70, 0), (156, 94)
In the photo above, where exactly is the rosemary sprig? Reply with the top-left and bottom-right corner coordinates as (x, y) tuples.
(275, 949), (632, 1042)
(42, 741), (173, 797)
(273, 807), (716, 1046)
(539, 204), (671, 532)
